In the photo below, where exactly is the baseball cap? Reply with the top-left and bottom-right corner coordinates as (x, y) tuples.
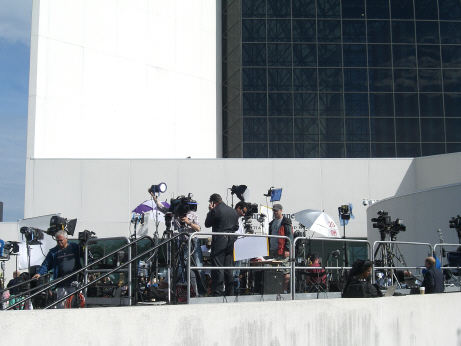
(273, 204), (283, 211)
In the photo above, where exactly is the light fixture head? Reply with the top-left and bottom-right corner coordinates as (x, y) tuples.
(149, 182), (167, 194)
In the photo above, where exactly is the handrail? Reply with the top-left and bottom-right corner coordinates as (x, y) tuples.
(293, 237), (371, 300)
(0, 273), (52, 295)
(5, 235), (155, 310)
(186, 232), (293, 303)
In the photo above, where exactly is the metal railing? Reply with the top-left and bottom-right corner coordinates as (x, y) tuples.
(292, 237), (372, 300)
(186, 232), (293, 303)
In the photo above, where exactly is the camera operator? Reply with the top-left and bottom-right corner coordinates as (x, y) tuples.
(233, 202), (248, 292)
(150, 192), (206, 296)
(32, 230), (82, 308)
(205, 193), (239, 297)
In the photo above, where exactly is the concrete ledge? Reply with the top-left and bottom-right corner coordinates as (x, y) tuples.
(3, 292), (461, 345)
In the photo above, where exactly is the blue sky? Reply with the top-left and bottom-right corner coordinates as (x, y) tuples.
(0, 1), (32, 222)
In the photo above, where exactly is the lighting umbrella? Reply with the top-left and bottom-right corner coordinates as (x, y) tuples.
(294, 209), (340, 238)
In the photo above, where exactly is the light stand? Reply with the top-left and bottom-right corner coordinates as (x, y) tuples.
(338, 205), (351, 267)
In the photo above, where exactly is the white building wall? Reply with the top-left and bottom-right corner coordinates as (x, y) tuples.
(28, 0), (220, 160)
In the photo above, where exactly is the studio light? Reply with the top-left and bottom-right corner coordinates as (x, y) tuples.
(230, 185), (250, 201)
(149, 182), (167, 195)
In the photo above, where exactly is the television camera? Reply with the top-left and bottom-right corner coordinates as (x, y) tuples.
(0, 240), (20, 260)
(168, 194), (198, 227)
(371, 210), (406, 241)
(20, 226), (45, 243)
(242, 203), (258, 234)
(449, 215), (461, 243)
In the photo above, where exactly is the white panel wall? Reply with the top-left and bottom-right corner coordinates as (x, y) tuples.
(24, 158), (416, 240)
(28, 0), (219, 159)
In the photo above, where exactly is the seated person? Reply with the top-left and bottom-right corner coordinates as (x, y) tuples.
(342, 260), (382, 298)
(306, 253), (326, 288)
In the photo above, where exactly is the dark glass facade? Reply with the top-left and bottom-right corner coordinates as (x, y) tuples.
(222, 0), (461, 158)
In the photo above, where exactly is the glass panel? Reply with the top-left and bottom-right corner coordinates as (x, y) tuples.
(440, 22), (461, 44)
(366, 0), (390, 19)
(370, 118), (395, 142)
(292, 0), (317, 18)
(269, 143), (294, 157)
(294, 93), (318, 116)
(367, 21), (391, 43)
(390, 0), (414, 19)
(242, 68), (267, 91)
(368, 44), (391, 67)
(344, 68), (368, 92)
(342, 0), (365, 19)
(396, 143), (421, 157)
(267, 20), (292, 42)
(346, 143), (370, 158)
(394, 69), (417, 93)
(267, 0), (291, 18)
(417, 45), (441, 68)
(318, 68), (342, 91)
(294, 118), (319, 141)
(443, 70), (461, 93)
(392, 21), (415, 44)
(319, 93), (344, 117)
(415, 0), (438, 20)
(320, 143), (345, 158)
(446, 119), (461, 141)
(317, 0), (341, 18)
(268, 68), (292, 91)
(342, 20), (367, 43)
(444, 93), (461, 117)
(269, 117), (293, 141)
(420, 118), (444, 142)
(268, 93), (293, 116)
(243, 93), (267, 117)
(396, 118), (420, 142)
(242, 20), (266, 42)
(447, 143), (461, 153)
(371, 143), (396, 157)
(243, 143), (268, 157)
(422, 143), (445, 156)
(369, 69), (393, 92)
(442, 46), (461, 68)
(343, 44), (367, 67)
(393, 45), (416, 68)
(242, 43), (266, 67)
(345, 93), (368, 117)
(320, 117), (344, 141)
(293, 44), (317, 67)
(318, 44), (342, 66)
(419, 94), (443, 118)
(439, 0), (461, 20)
(317, 20), (341, 43)
(369, 93), (394, 117)
(345, 118), (369, 142)
(394, 93), (419, 118)
(418, 69), (442, 92)
(293, 68), (318, 91)
(243, 118), (267, 141)
(295, 143), (319, 157)
(242, 0), (266, 18)
(416, 21), (440, 44)
(293, 20), (317, 42)
(268, 44), (292, 67)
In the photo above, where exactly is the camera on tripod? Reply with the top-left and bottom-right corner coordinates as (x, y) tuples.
(243, 203), (258, 234)
(449, 215), (461, 242)
(20, 227), (45, 243)
(0, 240), (19, 260)
(372, 210), (406, 241)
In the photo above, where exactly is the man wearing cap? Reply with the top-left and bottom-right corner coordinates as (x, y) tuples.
(269, 204), (293, 293)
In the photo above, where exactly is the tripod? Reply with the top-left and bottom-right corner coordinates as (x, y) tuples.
(373, 233), (407, 288)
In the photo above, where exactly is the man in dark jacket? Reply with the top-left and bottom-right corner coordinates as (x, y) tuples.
(205, 193), (239, 296)
(33, 230), (82, 308)
(268, 204), (292, 293)
(422, 256), (444, 294)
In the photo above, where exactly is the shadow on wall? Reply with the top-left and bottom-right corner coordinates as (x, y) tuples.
(394, 160), (416, 197)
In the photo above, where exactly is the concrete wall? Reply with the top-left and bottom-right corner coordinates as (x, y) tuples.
(2, 293), (461, 345)
(24, 157), (417, 240)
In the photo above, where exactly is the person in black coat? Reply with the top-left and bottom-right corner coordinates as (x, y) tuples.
(205, 193), (239, 296)
(421, 256), (444, 294)
(342, 260), (382, 298)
